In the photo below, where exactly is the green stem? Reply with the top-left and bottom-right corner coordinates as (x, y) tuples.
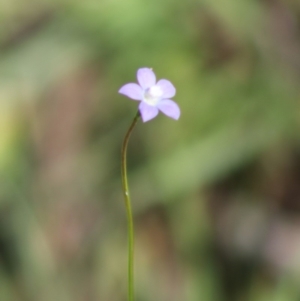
(121, 111), (140, 301)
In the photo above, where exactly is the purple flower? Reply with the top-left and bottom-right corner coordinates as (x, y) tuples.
(119, 68), (181, 122)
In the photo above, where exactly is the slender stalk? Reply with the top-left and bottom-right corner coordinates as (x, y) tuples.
(121, 111), (140, 301)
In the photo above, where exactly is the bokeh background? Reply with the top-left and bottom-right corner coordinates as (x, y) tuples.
(1, 0), (300, 300)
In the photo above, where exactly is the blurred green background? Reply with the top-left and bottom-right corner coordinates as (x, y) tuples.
(1, 0), (300, 300)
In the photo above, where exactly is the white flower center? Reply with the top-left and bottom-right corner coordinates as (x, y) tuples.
(143, 85), (163, 106)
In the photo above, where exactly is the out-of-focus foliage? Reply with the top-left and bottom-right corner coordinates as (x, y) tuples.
(1, 0), (300, 300)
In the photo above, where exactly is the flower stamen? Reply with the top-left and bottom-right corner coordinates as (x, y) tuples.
(143, 86), (163, 106)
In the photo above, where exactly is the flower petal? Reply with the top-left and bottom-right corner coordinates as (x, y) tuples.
(119, 83), (143, 100)
(139, 102), (159, 122)
(156, 79), (176, 98)
(137, 68), (156, 89)
(157, 99), (180, 120)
